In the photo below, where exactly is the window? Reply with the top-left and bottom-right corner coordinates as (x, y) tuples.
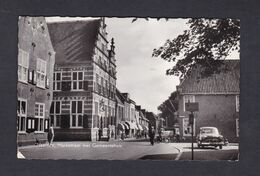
(36, 58), (47, 88)
(17, 99), (27, 132)
(236, 118), (239, 137)
(71, 101), (83, 128)
(182, 117), (195, 136)
(94, 102), (99, 115)
(50, 101), (61, 128)
(236, 95), (239, 112)
(18, 49), (29, 83)
(101, 77), (104, 94)
(53, 72), (62, 91)
(93, 102), (99, 128)
(183, 95), (195, 112)
(35, 103), (45, 131)
(27, 118), (35, 130)
(72, 71), (84, 90)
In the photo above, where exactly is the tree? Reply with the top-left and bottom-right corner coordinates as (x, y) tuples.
(158, 91), (178, 126)
(152, 18), (240, 78)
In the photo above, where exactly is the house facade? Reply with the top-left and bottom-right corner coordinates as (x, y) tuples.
(47, 18), (117, 141)
(17, 17), (55, 145)
(177, 60), (240, 142)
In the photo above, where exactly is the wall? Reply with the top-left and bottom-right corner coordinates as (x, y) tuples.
(17, 17), (55, 145)
(178, 94), (239, 142)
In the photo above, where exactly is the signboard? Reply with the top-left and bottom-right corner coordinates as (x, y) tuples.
(185, 102), (199, 112)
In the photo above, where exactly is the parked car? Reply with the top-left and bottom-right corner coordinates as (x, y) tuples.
(197, 127), (225, 149)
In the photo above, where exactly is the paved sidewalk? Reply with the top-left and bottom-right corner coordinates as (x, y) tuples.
(18, 141), (179, 160)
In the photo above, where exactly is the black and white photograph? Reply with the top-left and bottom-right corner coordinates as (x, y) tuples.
(17, 16), (240, 160)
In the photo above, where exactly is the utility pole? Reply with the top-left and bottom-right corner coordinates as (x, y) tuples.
(185, 101), (199, 161)
(189, 112), (194, 160)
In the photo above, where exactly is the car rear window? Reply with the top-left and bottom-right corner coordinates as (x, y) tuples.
(200, 128), (214, 134)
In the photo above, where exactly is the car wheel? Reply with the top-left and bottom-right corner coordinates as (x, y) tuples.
(219, 145), (223, 149)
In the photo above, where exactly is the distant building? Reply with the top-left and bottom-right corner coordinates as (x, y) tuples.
(135, 105), (149, 136)
(176, 60), (240, 142)
(115, 89), (125, 138)
(145, 111), (160, 134)
(17, 17), (55, 145)
(47, 18), (117, 141)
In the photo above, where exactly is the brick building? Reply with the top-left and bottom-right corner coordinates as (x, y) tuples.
(176, 60), (240, 142)
(47, 18), (117, 141)
(17, 17), (55, 145)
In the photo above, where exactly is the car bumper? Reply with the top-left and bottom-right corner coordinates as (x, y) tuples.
(198, 142), (224, 146)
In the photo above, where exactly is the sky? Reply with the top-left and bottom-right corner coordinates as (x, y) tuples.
(46, 17), (239, 114)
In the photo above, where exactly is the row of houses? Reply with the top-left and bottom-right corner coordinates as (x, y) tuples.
(17, 17), (154, 145)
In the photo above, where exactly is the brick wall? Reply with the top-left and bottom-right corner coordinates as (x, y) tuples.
(17, 17), (55, 145)
(178, 94), (239, 142)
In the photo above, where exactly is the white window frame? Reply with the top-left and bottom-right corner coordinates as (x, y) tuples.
(18, 49), (29, 83)
(71, 71), (84, 91)
(183, 95), (195, 112)
(35, 102), (45, 132)
(70, 100), (84, 128)
(53, 72), (62, 91)
(182, 117), (195, 136)
(27, 118), (35, 130)
(50, 101), (61, 128)
(236, 95), (240, 112)
(36, 58), (47, 89)
(17, 98), (27, 133)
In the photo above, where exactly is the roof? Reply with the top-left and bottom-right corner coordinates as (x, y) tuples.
(116, 89), (126, 104)
(47, 19), (101, 66)
(179, 60), (240, 94)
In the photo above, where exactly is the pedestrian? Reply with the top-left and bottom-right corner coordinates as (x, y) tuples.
(149, 126), (155, 145)
(98, 128), (102, 141)
(107, 128), (110, 141)
(47, 125), (54, 146)
(111, 130), (114, 138)
(121, 131), (125, 140)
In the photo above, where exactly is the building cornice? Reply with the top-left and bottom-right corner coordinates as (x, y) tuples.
(179, 92), (240, 95)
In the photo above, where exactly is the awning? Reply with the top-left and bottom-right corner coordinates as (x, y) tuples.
(125, 121), (138, 130)
(137, 124), (143, 131)
(123, 123), (129, 130)
(141, 124), (149, 131)
(117, 123), (125, 131)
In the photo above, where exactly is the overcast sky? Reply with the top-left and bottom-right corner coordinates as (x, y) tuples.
(46, 17), (239, 114)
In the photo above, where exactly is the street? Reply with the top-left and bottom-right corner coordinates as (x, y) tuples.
(18, 141), (238, 160)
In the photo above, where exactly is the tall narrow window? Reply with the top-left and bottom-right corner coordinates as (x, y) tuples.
(236, 118), (239, 137)
(71, 100), (83, 128)
(182, 117), (195, 136)
(72, 72), (84, 90)
(18, 49), (29, 83)
(50, 101), (61, 128)
(53, 72), (62, 91)
(36, 58), (47, 88)
(236, 95), (240, 112)
(17, 99), (27, 132)
(94, 102), (99, 128)
(35, 102), (45, 131)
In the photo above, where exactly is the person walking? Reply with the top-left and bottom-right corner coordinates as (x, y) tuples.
(149, 126), (155, 145)
(47, 125), (54, 146)
(107, 128), (110, 141)
(98, 128), (102, 141)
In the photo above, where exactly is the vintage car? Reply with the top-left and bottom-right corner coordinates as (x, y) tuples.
(197, 127), (225, 149)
